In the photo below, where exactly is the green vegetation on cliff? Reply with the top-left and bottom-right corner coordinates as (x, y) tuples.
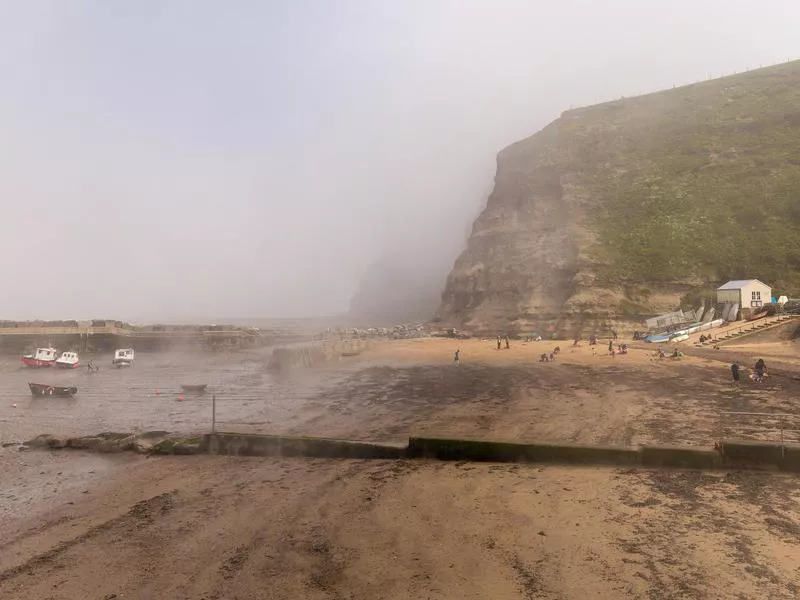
(438, 61), (800, 332)
(559, 61), (800, 290)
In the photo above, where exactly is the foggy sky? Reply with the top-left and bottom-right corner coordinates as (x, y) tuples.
(1, 1), (798, 322)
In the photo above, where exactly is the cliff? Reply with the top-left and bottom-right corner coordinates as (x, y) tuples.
(438, 60), (800, 336)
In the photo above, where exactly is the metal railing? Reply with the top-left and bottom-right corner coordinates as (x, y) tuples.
(719, 411), (800, 452)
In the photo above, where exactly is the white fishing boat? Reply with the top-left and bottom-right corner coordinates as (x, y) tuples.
(55, 351), (81, 369)
(21, 347), (58, 368)
(112, 348), (135, 367)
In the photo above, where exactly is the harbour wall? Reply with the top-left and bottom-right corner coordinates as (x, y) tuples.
(0, 325), (271, 354)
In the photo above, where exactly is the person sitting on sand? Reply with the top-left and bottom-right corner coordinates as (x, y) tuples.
(754, 358), (766, 382)
(549, 352), (556, 361)
(540, 353), (549, 363)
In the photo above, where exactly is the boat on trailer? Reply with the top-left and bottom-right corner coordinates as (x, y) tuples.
(21, 347), (58, 368)
(29, 382), (78, 397)
(55, 351), (80, 369)
(112, 348), (135, 367)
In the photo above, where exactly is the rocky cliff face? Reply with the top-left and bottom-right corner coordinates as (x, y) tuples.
(438, 61), (800, 336)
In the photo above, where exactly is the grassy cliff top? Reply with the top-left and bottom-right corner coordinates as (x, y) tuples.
(510, 60), (800, 295)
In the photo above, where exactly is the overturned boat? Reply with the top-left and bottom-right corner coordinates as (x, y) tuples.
(112, 348), (135, 367)
(29, 382), (78, 397)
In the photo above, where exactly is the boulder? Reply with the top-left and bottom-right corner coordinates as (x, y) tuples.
(24, 434), (68, 449)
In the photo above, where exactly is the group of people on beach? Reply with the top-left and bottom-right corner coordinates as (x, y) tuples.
(496, 335), (511, 350)
(539, 346), (561, 362)
(731, 358), (767, 384)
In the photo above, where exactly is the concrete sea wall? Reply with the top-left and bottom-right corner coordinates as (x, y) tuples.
(206, 432), (404, 459)
(21, 432), (800, 473)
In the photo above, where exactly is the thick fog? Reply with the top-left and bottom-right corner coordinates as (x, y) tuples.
(1, 1), (798, 322)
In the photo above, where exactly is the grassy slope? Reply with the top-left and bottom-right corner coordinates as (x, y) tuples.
(547, 61), (800, 296)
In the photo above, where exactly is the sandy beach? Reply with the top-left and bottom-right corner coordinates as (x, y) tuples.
(2, 335), (800, 599)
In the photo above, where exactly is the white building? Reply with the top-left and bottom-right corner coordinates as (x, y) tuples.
(716, 279), (772, 312)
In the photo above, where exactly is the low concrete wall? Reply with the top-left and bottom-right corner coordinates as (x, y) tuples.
(25, 430), (800, 473)
(407, 437), (640, 466)
(719, 440), (785, 469)
(641, 445), (721, 469)
(205, 432), (405, 459)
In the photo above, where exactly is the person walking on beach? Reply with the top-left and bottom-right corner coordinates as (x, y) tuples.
(454, 349), (460, 364)
(731, 361), (740, 384)
(496, 336), (501, 350)
(505, 335), (510, 350)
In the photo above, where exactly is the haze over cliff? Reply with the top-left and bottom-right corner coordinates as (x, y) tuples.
(438, 60), (800, 336)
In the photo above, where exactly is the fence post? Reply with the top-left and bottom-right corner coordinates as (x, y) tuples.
(212, 394), (216, 434)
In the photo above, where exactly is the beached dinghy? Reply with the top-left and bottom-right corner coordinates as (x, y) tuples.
(29, 382), (78, 397)
(180, 384), (207, 393)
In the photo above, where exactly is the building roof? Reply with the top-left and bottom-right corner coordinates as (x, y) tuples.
(717, 279), (770, 290)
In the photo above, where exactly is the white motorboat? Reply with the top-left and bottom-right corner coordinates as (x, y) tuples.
(112, 348), (135, 367)
(55, 351), (81, 369)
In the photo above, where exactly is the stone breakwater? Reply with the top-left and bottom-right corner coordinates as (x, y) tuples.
(267, 339), (370, 370)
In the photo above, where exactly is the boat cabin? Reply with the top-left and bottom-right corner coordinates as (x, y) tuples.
(34, 348), (57, 361)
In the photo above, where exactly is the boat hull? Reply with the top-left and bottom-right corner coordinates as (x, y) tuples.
(28, 383), (77, 397)
(181, 384), (207, 392)
(55, 361), (80, 369)
(21, 357), (55, 368)
(113, 360), (133, 367)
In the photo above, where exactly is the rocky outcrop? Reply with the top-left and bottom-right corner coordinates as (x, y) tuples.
(438, 61), (800, 335)
(24, 431), (205, 455)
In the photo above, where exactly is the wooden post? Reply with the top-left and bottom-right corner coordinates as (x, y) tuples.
(211, 394), (216, 434)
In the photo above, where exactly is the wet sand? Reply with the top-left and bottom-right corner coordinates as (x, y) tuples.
(3, 337), (800, 599)
(3, 456), (800, 599)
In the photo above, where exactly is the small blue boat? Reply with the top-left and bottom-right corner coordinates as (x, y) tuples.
(644, 334), (670, 343)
